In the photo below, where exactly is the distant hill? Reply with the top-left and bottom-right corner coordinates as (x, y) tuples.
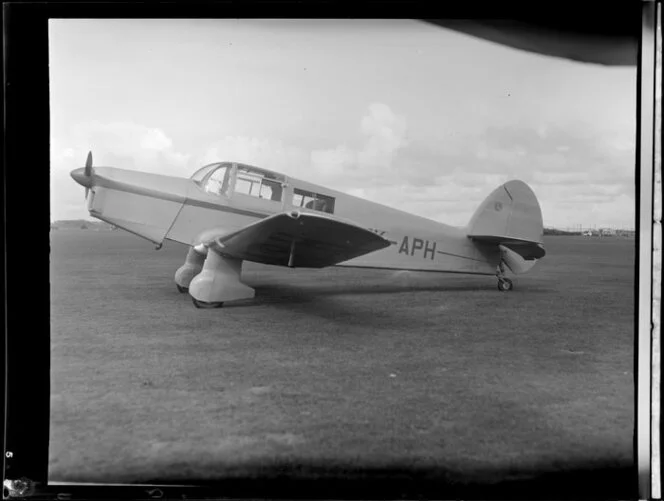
(51, 219), (117, 231)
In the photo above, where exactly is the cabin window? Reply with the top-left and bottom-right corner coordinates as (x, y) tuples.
(234, 166), (284, 202)
(203, 164), (232, 196)
(292, 188), (335, 214)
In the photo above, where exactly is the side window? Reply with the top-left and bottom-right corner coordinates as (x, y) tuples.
(235, 167), (284, 202)
(235, 168), (260, 196)
(203, 165), (231, 196)
(261, 179), (284, 201)
(292, 188), (335, 214)
(302, 194), (316, 208)
(235, 175), (259, 196)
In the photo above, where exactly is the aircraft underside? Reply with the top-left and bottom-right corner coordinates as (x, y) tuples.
(171, 242), (517, 308)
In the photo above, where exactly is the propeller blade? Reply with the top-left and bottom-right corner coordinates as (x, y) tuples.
(84, 151), (93, 200)
(85, 151), (93, 177)
(71, 152), (95, 201)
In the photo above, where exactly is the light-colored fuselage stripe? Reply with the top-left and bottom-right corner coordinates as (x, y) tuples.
(94, 175), (269, 219)
(94, 176), (186, 204)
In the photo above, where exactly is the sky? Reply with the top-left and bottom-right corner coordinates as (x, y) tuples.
(49, 19), (636, 229)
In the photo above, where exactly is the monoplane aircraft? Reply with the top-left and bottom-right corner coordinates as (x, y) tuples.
(71, 153), (546, 308)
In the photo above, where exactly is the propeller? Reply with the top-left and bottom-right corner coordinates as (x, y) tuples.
(84, 151), (93, 199)
(70, 151), (96, 201)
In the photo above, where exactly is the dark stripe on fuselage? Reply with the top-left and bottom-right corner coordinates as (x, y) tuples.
(436, 249), (487, 263)
(184, 198), (270, 219)
(94, 176), (187, 205)
(334, 264), (495, 275)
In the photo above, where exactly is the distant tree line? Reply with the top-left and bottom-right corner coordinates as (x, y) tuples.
(543, 228), (577, 236)
(51, 220), (115, 231)
(543, 227), (636, 237)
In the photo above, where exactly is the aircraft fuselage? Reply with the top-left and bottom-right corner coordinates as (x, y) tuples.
(73, 162), (500, 276)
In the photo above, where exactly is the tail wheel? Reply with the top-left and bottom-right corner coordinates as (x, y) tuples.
(497, 278), (513, 291)
(192, 297), (224, 309)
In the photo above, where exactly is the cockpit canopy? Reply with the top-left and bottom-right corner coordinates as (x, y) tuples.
(190, 162), (286, 202)
(189, 162), (226, 183)
(189, 162), (335, 214)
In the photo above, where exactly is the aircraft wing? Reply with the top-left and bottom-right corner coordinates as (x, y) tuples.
(202, 211), (392, 268)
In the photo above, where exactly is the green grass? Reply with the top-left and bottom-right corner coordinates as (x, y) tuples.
(49, 230), (634, 494)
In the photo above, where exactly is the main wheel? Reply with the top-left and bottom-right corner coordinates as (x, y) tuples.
(176, 284), (188, 293)
(192, 297), (224, 309)
(497, 278), (513, 291)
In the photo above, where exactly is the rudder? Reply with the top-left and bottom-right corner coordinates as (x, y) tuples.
(466, 180), (545, 274)
(466, 180), (544, 244)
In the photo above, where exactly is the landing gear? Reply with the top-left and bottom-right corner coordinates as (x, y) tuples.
(192, 297), (223, 309)
(188, 250), (255, 308)
(497, 277), (513, 291)
(496, 262), (513, 292)
(174, 246), (206, 292)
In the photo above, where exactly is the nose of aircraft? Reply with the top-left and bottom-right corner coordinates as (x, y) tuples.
(70, 167), (92, 188)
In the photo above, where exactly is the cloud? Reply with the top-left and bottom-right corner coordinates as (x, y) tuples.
(188, 105), (636, 227)
(539, 192), (635, 229)
(533, 171), (591, 185)
(140, 128), (172, 151)
(51, 122), (191, 220)
(309, 103), (409, 190)
(199, 136), (311, 180)
(406, 120), (636, 227)
(201, 102), (409, 191)
(310, 145), (356, 176)
(70, 121), (191, 175)
(51, 103), (635, 229)
(357, 102), (408, 171)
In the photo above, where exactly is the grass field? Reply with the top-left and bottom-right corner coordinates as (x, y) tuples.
(49, 230), (635, 497)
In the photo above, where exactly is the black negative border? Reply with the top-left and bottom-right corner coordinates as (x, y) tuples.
(2, 2), (645, 500)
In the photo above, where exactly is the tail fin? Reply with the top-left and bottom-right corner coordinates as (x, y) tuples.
(467, 180), (545, 274)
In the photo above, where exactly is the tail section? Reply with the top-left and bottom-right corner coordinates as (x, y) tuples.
(467, 180), (545, 274)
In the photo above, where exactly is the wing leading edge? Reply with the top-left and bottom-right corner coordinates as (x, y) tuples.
(203, 211), (392, 268)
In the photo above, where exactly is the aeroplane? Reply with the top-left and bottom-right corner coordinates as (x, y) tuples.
(70, 152), (546, 308)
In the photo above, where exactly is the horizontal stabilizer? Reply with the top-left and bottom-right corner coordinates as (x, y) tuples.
(204, 211), (392, 268)
(471, 236), (546, 259)
(499, 244), (543, 274)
